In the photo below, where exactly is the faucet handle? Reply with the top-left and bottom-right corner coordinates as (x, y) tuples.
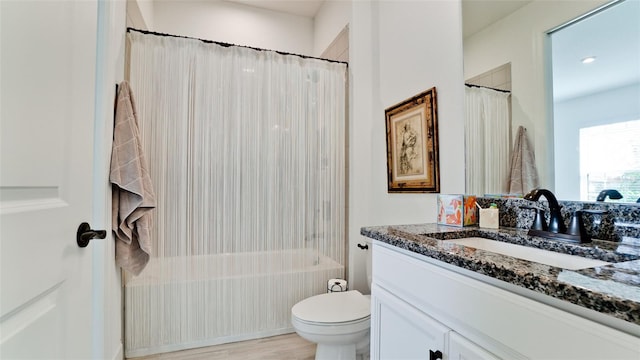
(567, 210), (587, 238)
(566, 210), (608, 243)
(520, 206), (548, 231)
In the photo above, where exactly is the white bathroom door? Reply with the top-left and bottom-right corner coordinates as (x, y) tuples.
(1, 1), (100, 358)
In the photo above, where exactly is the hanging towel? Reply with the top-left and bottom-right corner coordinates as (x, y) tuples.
(110, 81), (156, 275)
(508, 126), (539, 195)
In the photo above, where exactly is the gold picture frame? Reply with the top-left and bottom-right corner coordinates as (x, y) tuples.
(385, 87), (440, 193)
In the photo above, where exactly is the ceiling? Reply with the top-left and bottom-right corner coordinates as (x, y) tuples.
(222, 0), (639, 102)
(223, 0), (532, 30)
(223, 0), (325, 17)
(551, 0), (640, 101)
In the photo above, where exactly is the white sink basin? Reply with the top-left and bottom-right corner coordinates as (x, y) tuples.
(446, 237), (611, 270)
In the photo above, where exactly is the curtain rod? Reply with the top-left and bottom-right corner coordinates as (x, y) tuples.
(127, 27), (349, 67)
(465, 83), (511, 93)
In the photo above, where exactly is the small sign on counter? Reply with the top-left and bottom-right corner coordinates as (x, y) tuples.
(437, 195), (478, 227)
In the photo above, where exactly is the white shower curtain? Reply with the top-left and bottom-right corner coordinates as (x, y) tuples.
(464, 86), (511, 196)
(125, 30), (347, 354)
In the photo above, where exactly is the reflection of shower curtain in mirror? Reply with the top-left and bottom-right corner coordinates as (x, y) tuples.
(125, 29), (347, 356)
(464, 86), (511, 195)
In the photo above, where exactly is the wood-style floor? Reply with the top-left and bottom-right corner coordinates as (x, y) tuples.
(128, 333), (316, 360)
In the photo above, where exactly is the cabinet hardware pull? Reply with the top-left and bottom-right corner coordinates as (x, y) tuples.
(429, 349), (443, 360)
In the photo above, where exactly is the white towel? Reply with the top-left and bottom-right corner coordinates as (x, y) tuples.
(110, 81), (156, 275)
(508, 126), (539, 195)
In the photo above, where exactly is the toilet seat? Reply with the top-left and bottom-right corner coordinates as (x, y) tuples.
(291, 314), (370, 337)
(291, 290), (370, 324)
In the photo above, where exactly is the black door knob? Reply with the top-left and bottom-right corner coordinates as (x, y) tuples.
(77, 222), (107, 248)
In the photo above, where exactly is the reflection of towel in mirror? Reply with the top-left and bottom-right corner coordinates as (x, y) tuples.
(110, 81), (156, 276)
(508, 126), (539, 194)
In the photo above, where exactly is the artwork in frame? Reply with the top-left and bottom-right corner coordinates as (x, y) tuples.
(385, 87), (440, 193)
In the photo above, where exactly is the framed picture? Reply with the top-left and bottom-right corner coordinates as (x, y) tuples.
(385, 87), (440, 193)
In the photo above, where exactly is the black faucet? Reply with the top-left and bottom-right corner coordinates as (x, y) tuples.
(523, 188), (606, 244)
(523, 188), (567, 234)
(596, 189), (623, 202)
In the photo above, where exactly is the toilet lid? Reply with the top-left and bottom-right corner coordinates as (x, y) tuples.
(292, 290), (371, 323)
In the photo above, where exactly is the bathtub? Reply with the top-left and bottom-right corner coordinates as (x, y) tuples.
(124, 249), (344, 357)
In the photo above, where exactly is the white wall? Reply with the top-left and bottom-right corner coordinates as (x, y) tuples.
(348, 0), (465, 292)
(136, 0), (155, 29)
(463, 0), (609, 189)
(152, 1), (314, 55)
(127, 0), (152, 30)
(314, 0), (351, 57)
(100, 2), (128, 360)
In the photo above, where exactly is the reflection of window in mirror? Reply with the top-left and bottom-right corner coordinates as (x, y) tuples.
(579, 120), (640, 202)
(550, 0), (640, 203)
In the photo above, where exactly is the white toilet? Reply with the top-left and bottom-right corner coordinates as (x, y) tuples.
(291, 240), (372, 360)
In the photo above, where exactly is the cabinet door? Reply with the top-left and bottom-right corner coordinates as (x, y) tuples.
(449, 332), (501, 360)
(372, 285), (449, 360)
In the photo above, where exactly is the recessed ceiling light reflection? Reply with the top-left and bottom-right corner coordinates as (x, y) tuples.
(581, 56), (597, 64)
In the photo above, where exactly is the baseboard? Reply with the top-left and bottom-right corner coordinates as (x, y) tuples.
(111, 343), (123, 360)
(125, 328), (294, 358)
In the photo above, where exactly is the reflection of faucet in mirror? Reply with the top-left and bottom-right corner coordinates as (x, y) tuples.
(596, 189), (623, 202)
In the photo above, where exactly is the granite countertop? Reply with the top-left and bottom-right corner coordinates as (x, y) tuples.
(361, 223), (640, 326)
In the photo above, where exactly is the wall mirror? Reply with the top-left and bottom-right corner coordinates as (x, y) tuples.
(462, 0), (640, 204)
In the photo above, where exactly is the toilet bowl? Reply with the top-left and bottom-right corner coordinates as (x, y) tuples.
(291, 290), (370, 360)
(291, 239), (372, 360)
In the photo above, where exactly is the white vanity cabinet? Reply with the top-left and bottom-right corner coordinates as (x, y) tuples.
(372, 284), (502, 360)
(372, 285), (449, 359)
(449, 332), (502, 360)
(370, 241), (640, 360)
